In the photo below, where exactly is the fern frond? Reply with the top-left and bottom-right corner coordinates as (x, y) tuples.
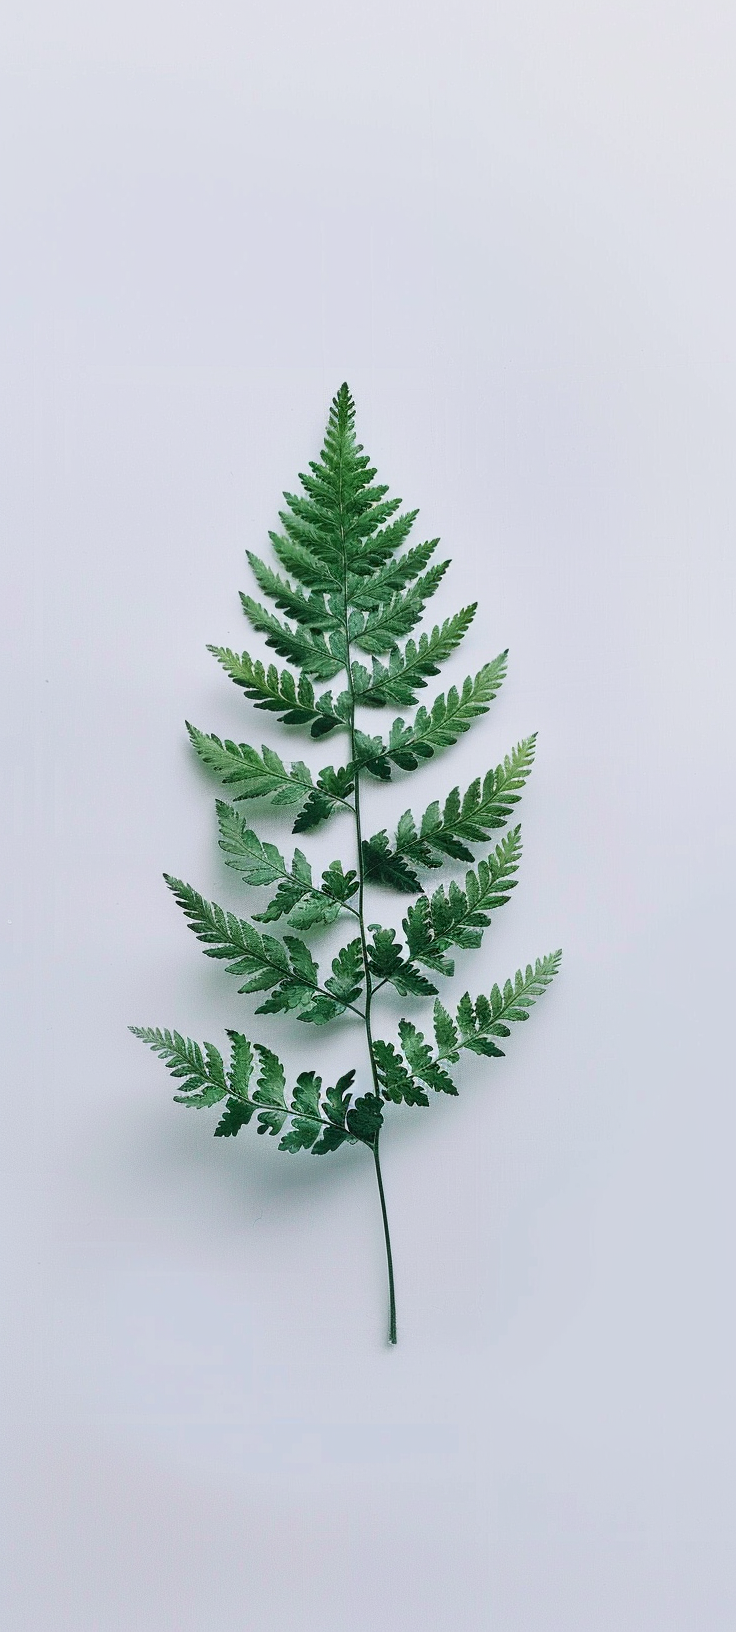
(216, 802), (357, 927)
(353, 606), (477, 707)
(398, 1020), (458, 1096)
(409, 737), (536, 857)
(449, 951), (562, 1057)
(187, 724), (351, 825)
(164, 876), (364, 1022)
(291, 764), (356, 832)
(131, 1026), (371, 1152)
(207, 648), (346, 736)
(239, 595), (346, 679)
(375, 951), (562, 1101)
(350, 562), (449, 654)
(366, 925), (438, 997)
(363, 736), (536, 879)
(245, 554), (338, 630)
(129, 1026), (230, 1107)
(354, 655), (507, 779)
(373, 1039), (429, 1106)
(297, 938), (365, 1024)
(402, 828), (523, 970)
(134, 382), (561, 1344)
(345, 509), (419, 573)
(346, 539), (440, 609)
(361, 831), (424, 894)
(268, 532), (340, 592)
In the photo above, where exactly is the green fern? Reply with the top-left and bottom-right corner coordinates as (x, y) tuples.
(131, 385), (561, 1344)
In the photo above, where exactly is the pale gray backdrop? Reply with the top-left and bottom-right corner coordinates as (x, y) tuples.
(1, 2), (735, 1628)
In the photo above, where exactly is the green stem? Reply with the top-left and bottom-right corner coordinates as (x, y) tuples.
(338, 456), (397, 1343)
(349, 690), (397, 1342)
(373, 1132), (397, 1344)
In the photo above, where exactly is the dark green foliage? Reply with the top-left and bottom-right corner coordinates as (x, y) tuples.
(349, 561), (450, 653)
(352, 606), (477, 707)
(216, 801), (357, 927)
(361, 831), (424, 893)
(163, 875), (363, 1023)
(367, 926), (439, 996)
(208, 648), (346, 736)
(131, 384), (561, 1342)
(402, 828), (523, 975)
(364, 735), (537, 879)
(373, 1039), (429, 1106)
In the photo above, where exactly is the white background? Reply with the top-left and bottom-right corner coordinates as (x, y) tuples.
(1, 3), (735, 1627)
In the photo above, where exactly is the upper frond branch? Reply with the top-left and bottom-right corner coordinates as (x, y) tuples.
(245, 554), (338, 631)
(187, 723), (353, 826)
(349, 562), (450, 654)
(402, 827), (523, 976)
(353, 654), (508, 780)
(346, 539), (440, 609)
(362, 735), (536, 886)
(207, 648), (348, 737)
(352, 606), (477, 708)
(239, 595), (346, 679)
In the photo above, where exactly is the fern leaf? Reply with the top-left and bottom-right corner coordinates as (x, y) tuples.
(226, 1029), (254, 1096)
(273, 386), (387, 575)
(216, 800), (299, 890)
(357, 655), (508, 779)
(165, 874), (289, 991)
(361, 832), (423, 894)
(283, 1067), (359, 1155)
(345, 1094), (383, 1146)
(134, 382), (561, 1344)
(188, 723), (311, 805)
(129, 1026), (229, 1107)
(277, 1070), (325, 1151)
(451, 952), (562, 1057)
(164, 875), (361, 1023)
(298, 937), (365, 1025)
(367, 925), (438, 997)
(239, 595), (345, 679)
(245, 553), (337, 629)
(372, 1039), (429, 1106)
(292, 764), (356, 832)
(346, 510), (419, 574)
(275, 385), (418, 582)
(268, 532), (340, 592)
(403, 828), (523, 966)
(248, 1044), (287, 1136)
(351, 562), (449, 654)
(132, 1022), (365, 1151)
(216, 802), (355, 927)
(353, 606), (477, 707)
(214, 1030), (256, 1131)
(433, 1002), (459, 1060)
(207, 648), (344, 735)
(412, 737), (537, 858)
(398, 1020), (457, 1096)
(188, 725), (350, 827)
(362, 736), (536, 878)
(214, 1098), (254, 1136)
(346, 538), (440, 609)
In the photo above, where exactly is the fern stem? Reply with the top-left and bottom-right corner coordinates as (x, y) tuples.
(336, 423), (397, 1345)
(373, 1133), (397, 1345)
(352, 736), (396, 1341)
